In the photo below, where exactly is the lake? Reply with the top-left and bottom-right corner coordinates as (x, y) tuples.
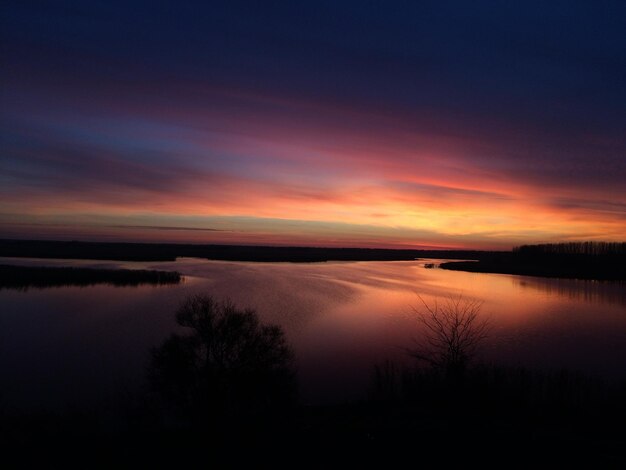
(1, 257), (625, 412)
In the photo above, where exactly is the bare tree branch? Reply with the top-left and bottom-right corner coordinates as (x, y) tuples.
(406, 294), (491, 375)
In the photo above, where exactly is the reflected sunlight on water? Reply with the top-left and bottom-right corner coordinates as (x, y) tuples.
(0, 257), (624, 409)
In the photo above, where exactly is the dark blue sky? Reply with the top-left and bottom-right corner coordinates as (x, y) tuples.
(1, 1), (625, 248)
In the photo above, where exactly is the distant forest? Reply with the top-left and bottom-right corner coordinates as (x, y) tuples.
(0, 239), (488, 263)
(441, 242), (626, 281)
(0, 239), (624, 280)
(515, 242), (626, 256)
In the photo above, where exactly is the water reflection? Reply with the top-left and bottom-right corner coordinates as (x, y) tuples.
(513, 276), (626, 307)
(0, 257), (624, 411)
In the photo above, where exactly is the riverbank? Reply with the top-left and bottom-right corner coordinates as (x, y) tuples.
(440, 255), (626, 281)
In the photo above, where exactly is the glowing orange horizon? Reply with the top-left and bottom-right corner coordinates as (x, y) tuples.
(1, 84), (624, 249)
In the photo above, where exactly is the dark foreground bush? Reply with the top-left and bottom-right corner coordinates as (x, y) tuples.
(149, 295), (297, 423)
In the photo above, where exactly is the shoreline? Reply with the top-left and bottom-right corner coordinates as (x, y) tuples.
(439, 259), (626, 281)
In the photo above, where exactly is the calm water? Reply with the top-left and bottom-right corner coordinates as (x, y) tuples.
(1, 257), (625, 411)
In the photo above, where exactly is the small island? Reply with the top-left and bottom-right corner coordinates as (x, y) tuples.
(0, 264), (182, 290)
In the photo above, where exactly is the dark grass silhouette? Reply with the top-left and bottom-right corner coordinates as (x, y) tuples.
(367, 362), (626, 465)
(0, 264), (181, 290)
(148, 294), (297, 425)
(366, 294), (626, 465)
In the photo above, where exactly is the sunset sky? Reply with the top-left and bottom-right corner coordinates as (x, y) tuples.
(1, 1), (625, 249)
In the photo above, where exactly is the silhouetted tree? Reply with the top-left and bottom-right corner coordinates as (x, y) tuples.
(149, 295), (296, 422)
(407, 295), (490, 378)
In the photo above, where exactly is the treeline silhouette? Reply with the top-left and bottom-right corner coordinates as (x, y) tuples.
(0, 238), (490, 263)
(0, 264), (181, 290)
(515, 241), (626, 256)
(441, 242), (626, 281)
